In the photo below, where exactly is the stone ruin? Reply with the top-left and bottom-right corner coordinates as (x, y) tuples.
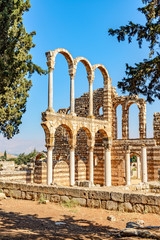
(33, 48), (160, 187)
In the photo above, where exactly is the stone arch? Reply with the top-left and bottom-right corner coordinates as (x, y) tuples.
(35, 152), (47, 161)
(74, 57), (92, 76)
(51, 48), (74, 69)
(92, 64), (109, 84)
(75, 127), (91, 181)
(127, 103), (140, 139)
(94, 129), (107, 185)
(114, 103), (123, 139)
(53, 160), (69, 186)
(130, 152), (141, 182)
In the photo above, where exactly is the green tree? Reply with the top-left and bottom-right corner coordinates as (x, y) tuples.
(108, 0), (160, 103)
(15, 149), (37, 165)
(3, 150), (7, 161)
(0, 0), (46, 139)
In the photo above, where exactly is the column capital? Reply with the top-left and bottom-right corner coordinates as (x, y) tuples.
(141, 143), (146, 148)
(87, 73), (94, 84)
(46, 51), (55, 69)
(103, 137), (112, 150)
(69, 67), (76, 78)
(124, 143), (130, 153)
(87, 138), (95, 151)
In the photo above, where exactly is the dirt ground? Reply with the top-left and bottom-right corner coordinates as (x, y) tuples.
(0, 198), (160, 240)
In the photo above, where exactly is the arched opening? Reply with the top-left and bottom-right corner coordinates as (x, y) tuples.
(75, 127), (91, 182)
(116, 104), (122, 139)
(129, 103), (139, 139)
(53, 54), (70, 112)
(130, 153), (141, 184)
(94, 129), (107, 186)
(53, 124), (72, 186)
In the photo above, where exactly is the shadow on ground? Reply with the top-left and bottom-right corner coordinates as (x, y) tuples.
(0, 209), (121, 240)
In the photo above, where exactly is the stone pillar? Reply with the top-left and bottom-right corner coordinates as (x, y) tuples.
(46, 51), (55, 112)
(70, 144), (75, 186)
(122, 105), (129, 139)
(103, 77), (112, 123)
(137, 156), (141, 179)
(112, 107), (117, 139)
(125, 145), (130, 185)
(69, 69), (76, 115)
(139, 101), (146, 139)
(141, 145), (147, 183)
(89, 146), (94, 185)
(47, 146), (53, 185)
(87, 74), (94, 117)
(103, 138), (112, 186)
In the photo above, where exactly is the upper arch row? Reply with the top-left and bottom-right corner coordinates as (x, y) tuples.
(45, 48), (109, 82)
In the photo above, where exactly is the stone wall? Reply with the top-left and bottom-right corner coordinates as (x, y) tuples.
(153, 113), (160, 145)
(0, 181), (160, 214)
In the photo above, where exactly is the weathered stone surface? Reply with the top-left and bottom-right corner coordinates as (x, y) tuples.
(126, 222), (141, 229)
(87, 199), (101, 208)
(136, 220), (144, 227)
(88, 190), (110, 200)
(144, 205), (160, 214)
(25, 191), (33, 200)
(120, 228), (138, 237)
(60, 196), (69, 203)
(118, 202), (133, 212)
(12, 190), (21, 199)
(142, 195), (160, 206)
(0, 192), (6, 200)
(106, 201), (117, 211)
(50, 194), (60, 203)
(125, 193), (143, 204)
(72, 197), (86, 207)
(111, 192), (124, 202)
(133, 204), (145, 213)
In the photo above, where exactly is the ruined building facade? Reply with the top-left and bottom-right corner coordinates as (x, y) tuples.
(36, 48), (160, 186)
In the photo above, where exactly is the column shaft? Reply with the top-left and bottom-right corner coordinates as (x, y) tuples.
(47, 147), (53, 185)
(89, 82), (93, 117)
(89, 149), (94, 184)
(48, 68), (53, 111)
(141, 146), (147, 183)
(137, 156), (141, 179)
(70, 148), (75, 186)
(104, 149), (111, 186)
(70, 77), (75, 114)
(125, 151), (130, 185)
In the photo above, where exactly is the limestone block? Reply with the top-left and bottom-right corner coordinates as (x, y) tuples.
(142, 195), (160, 206)
(0, 192), (6, 200)
(60, 196), (70, 203)
(25, 191), (33, 200)
(111, 192), (124, 202)
(118, 202), (133, 212)
(65, 188), (80, 198)
(144, 205), (160, 214)
(32, 192), (37, 201)
(80, 189), (88, 199)
(12, 190), (21, 199)
(57, 187), (68, 196)
(50, 195), (60, 203)
(72, 197), (86, 207)
(101, 200), (106, 209)
(106, 200), (118, 210)
(21, 191), (26, 199)
(87, 199), (101, 208)
(88, 190), (110, 200)
(3, 188), (9, 196)
(125, 193), (143, 204)
(132, 204), (144, 213)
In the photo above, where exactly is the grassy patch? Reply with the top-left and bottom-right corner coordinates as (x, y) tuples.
(61, 199), (79, 208)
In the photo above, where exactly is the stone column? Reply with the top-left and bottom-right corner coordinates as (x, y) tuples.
(112, 107), (117, 139)
(70, 145), (75, 186)
(87, 74), (94, 117)
(47, 146), (53, 185)
(122, 105), (129, 140)
(103, 138), (112, 186)
(69, 69), (76, 115)
(141, 145), (147, 183)
(139, 101), (146, 139)
(125, 145), (130, 185)
(46, 51), (55, 112)
(137, 156), (141, 179)
(89, 146), (94, 185)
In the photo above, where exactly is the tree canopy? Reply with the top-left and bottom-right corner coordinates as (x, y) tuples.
(0, 0), (46, 139)
(108, 0), (160, 103)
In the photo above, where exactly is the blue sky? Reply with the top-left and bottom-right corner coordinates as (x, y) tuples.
(0, 0), (159, 154)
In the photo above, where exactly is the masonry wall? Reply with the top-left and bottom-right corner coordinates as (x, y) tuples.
(0, 181), (160, 214)
(153, 113), (160, 145)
